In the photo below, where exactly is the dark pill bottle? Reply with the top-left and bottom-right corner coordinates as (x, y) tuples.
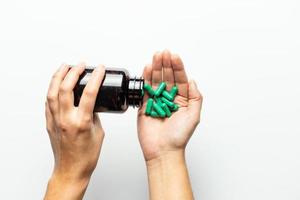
(74, 66), (144, 112)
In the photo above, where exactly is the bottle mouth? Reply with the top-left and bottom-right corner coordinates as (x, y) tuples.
(127, 77), (144, 108)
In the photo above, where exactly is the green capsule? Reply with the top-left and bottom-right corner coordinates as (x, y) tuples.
(170, 86), (178, 97)
(171, 103), (180, 112)
(150, 110), (160, 117)
(161, 97), (175, 108)
(145, 98), (154, 115)
(153, 101), (166, 117)
(162, 90), (173, 101)
(162, 103), (171, 117)
(154, 82), (166, 97)
(154, 96), (163, 107)
(143, 83), (155, 96)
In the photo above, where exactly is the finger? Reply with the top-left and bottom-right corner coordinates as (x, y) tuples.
(143, 64), (152, 84)
(162, 50), (174, 90)
(151, 52), (163, 89)
(142, 64), (152, 104)
(79, 65), (105, 114)
(188, 80), (203, 120)
(47, 64), (70, 114)
(58, 63), (85, 113)
(171, 54), (188, 98)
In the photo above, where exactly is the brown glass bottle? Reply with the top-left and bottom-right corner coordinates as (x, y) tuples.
(73, 66), (144, 112)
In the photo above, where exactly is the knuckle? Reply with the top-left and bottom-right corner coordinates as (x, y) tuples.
(77, 116), (92, 131)
(57, 118), (74, 133)
(58, 121), (69, 132)
(51, 73), (58, 80)
(56, 114), (93, 134)
(83, 89), (96, 98)
(47, 92), (57, 102)
(59, 84), (69, 94)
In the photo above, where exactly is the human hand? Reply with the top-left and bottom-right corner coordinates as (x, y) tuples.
(137, 50), (202, 200)
(137, 50), (203, 162)
(44, 63), (105, 200)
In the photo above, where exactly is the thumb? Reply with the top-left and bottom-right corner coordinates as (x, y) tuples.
(188, 80), (203, 121)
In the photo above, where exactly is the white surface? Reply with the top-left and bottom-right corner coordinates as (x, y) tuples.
(0, 0), (300, 199)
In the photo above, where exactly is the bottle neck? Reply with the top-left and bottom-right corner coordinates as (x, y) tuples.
(127, 77), (144, 108)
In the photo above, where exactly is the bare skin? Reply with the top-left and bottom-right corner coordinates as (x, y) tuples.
(137, 50), (203, 200)
(44, 63), (106, 200)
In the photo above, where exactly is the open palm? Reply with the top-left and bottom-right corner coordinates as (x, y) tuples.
(137, 50), (203, 161)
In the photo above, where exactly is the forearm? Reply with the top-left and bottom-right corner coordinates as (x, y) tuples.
(44, 173), (90, 200)
(146, 150), (194, 200)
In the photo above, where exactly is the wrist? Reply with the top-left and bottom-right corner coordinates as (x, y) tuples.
(44, 172), (90, 200)
(50, 170), (91, 186)
(146, 149), (186, 169)
(145, 149), (194, 200)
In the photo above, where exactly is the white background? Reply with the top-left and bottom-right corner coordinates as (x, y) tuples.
(0, 0), (299, 199)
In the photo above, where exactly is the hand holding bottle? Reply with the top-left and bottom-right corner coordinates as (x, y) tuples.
(44, 63), (105, 200)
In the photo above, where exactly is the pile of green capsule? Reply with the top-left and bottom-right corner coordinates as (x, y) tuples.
(144, 82), (179, 118)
